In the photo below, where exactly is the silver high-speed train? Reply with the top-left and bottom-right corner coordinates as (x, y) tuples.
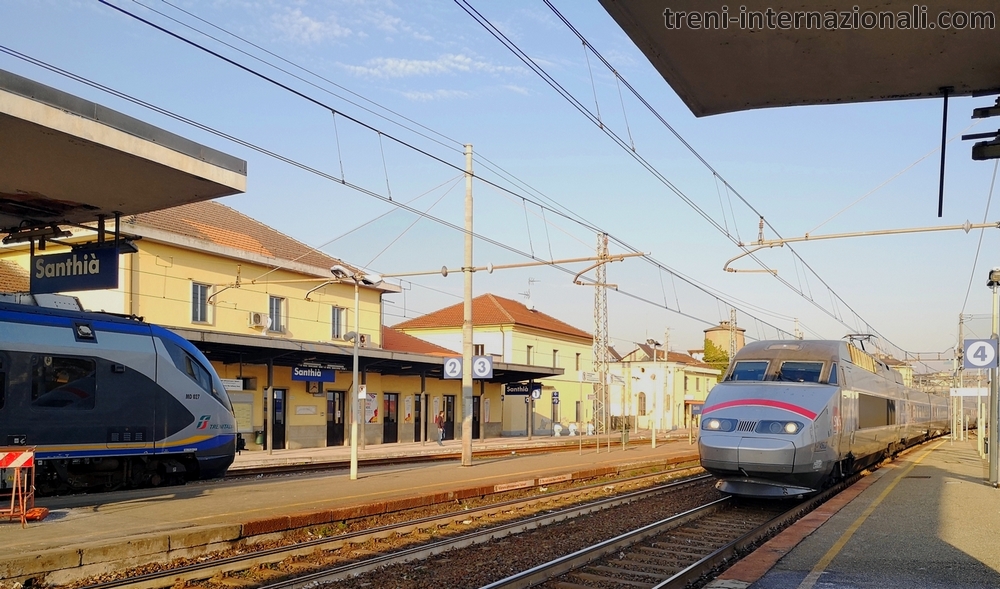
(699, 340), (949, 497)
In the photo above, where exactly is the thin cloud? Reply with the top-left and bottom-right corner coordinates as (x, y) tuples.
(342, 54), (523, 78)
(271, 7), (351, 43)
(401, 89), (470, 101)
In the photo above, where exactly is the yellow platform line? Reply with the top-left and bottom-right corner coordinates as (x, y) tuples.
(796, 439), (946, 589)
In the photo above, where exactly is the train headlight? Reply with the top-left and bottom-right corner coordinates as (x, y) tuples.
(755, 420), (804, 435)
(702, 418), (736, 432)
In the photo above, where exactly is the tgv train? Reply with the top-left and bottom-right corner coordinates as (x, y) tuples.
(699, 340), (949, 497)
(0, 294), (239, 494)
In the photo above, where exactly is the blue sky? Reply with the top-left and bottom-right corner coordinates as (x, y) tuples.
(3, 0), (998, 370)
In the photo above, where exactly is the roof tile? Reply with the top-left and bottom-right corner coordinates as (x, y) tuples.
(394, 293), (591, 340)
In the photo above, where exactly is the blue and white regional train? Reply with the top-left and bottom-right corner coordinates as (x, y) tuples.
(0, 294), (239, 494)
(699, 340), (949, 498)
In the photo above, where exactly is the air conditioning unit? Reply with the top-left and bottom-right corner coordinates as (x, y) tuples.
(358, 333), (371, 348)
(248, 311), (270, 328)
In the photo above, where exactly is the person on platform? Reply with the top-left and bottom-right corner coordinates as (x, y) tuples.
(435, 411), (445, 445)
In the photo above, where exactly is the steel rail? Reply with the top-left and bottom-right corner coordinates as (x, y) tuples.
(79, 471), (711, 589)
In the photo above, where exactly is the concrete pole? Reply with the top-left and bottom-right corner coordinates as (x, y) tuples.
(350, 279), (360, 480)
(265, 359), (273, 456)
(461, 144), (474, 467)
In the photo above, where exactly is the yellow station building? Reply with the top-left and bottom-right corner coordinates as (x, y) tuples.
(0, 200), (560, 450)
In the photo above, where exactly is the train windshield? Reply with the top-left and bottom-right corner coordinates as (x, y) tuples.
(728, 361), (768, 381)
(776, 361), (824, 383)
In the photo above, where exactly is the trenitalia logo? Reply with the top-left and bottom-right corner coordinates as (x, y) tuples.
(197, 415), (211, 430)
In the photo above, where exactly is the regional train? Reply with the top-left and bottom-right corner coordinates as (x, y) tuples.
(699, 340), (949, 498)
(0, 294), (240, 494)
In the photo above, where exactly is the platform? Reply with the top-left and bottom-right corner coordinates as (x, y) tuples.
(708, 436), (1000, 589)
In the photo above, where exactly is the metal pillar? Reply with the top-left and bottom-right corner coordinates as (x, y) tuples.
(593, 233), (610, 435)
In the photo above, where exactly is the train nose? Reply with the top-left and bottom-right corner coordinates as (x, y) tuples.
(700, 436), (796, 473)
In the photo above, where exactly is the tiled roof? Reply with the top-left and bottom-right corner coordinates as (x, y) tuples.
(381, 326), (457, 356)
(0, 259), (28, 291)
(628, 343), (714, 369)
(126, 200), (349, 272)
(394, 293), (592, 340)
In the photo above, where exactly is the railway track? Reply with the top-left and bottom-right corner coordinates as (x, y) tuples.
(74, 468), (711, 589)
(484, 476), (857, 589)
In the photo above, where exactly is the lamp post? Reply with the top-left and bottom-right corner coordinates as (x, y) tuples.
(646, 339), (661, 449)
(988, 268), (1000, 487)
(332, 264), (381, 481)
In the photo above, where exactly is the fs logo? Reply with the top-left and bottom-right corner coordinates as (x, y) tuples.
(197, 415), (211, 430)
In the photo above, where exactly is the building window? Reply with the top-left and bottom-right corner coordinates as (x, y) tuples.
(684, 375), (689, 391)
(526, 345), (534, 365)
(552, 350), (559, 368)
(575, 353), (581, 371)
(696, 378), (700, 392)
(331, 306), (344, 339)
(269, 296), (284, 332)
(191, 282), (209, 323)
(575, 400), (582, 423)
(637, 392), (647, 416)
(474, 344), (485, 356)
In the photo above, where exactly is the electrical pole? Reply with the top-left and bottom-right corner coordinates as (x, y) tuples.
(593, 233), (610, 436)
(462, 144), (474, 467)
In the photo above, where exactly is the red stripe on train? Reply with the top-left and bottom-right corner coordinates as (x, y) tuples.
(702, 398), (817, 420)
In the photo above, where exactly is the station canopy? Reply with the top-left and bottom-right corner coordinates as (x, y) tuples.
(599, 0), (1000, 116)
(0, 68), (246, 237)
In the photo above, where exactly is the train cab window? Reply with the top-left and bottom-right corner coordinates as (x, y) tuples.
(0, 371), (5, 410)
(775, 361), (823, 383)
(161, 338), (231, 408)
(828, 362), (838, 385)
(728, 361), (768, 381)
(31, 356), (96, 410)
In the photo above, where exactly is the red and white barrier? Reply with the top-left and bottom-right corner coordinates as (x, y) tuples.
(0, 447), (45, 527)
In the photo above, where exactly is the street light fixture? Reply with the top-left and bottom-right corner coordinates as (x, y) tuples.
(331, 264), (382, 481)
(646, 339), (661, 449)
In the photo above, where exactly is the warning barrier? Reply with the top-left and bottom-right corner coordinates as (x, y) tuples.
(0, 447), (40, 527)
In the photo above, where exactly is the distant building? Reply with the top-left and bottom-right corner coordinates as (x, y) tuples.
(609, 343), (721, 431)
(394, 294), (592, 436)
(704, 320), (745, 355)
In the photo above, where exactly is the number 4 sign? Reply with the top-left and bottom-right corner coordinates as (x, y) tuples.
(964, 339), (999, 369)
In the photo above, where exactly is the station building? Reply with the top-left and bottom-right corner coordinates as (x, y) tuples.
(394, 294), (596, 436)
(0, 200), (560, 450)
(609, 343), (721, 432)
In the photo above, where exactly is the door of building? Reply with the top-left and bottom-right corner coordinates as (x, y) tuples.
(271, 388), (286, 450)
(383, 393), (399, 443)
(444, 395), (456, 440)
(472, 396), (481, 439)
(413, 395), (423, 442)
(326, 391), (345, 446)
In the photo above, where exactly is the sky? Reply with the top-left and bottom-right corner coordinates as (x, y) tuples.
(2, 0), (999, 372)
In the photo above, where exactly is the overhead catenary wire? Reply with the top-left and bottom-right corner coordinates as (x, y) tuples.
(0, 45), (797, 341)
(108, 0), (807, 340)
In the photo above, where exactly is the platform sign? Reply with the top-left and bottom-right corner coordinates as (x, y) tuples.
(963, 339), (998, 369)
(443, 357), (462, 379)
(472, 356), (493, 379)
(30, 246), (119, 294)
(505, 382), (542, 395)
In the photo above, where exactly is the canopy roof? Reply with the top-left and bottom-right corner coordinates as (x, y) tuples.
(600, 0), (1000, 116)
(0, 69), (246, 235)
